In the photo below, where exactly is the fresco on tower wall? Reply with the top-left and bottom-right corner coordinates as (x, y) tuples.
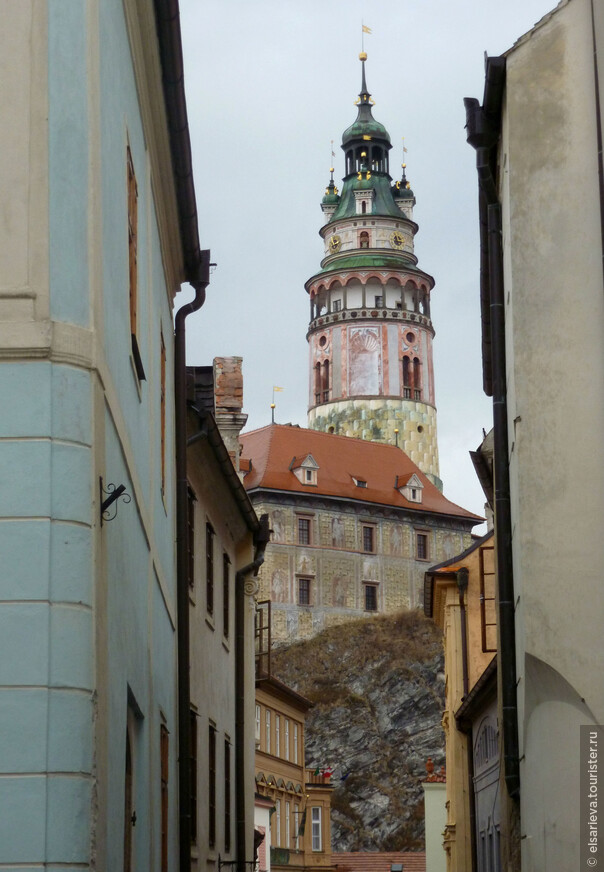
(349, 327), (380, 395)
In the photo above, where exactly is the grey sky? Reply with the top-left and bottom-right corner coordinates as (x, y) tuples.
(178, 0), (556, 524)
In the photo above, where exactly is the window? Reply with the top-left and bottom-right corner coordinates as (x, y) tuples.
(311, 807), (322, 851)
(375, 295), (383, 307)
(124, 728), (133, 872)
(224, 738), (231, 852)
(187, 488), (196, 589)
(333, 299), (342, 312)
(255, 705), (261, 743)
(297, 517), (311, 545)
(362, 525), (375, 553)
(360, 230), (370, 249)
(298, 577), (311, 606)
(480, 544), (497, 652)
(160, 331), (166, 491)
(223, 553), (230, 637)
(275, 715), (280, 757)
(160, 724), (169, 871)
(265, 710), (271, 754)
(416, 532), (429, 560)
(127, 146), (145, 381)
(364, 584), (378, 612)
(284, 719), (290, 761)
(275, 799), (281, 847)
(353, 477), (367, 488)
(294, 804), (300, 849)
(285, 801), (291, 848)
(190, 711), (198, 844)
(209, 725), (216, 848)
(206, 523), (214, 616)
(322, 360), (330, 402)
(293, 723), (299, 764)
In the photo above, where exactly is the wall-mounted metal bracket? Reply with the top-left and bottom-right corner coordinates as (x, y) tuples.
(100, 477), (131, 526)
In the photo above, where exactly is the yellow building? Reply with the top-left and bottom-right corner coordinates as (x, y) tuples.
(255, 673), (334, 872)
(423, 532), (496, 872)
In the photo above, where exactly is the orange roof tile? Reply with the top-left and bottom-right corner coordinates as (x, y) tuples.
(332, 851), (426, 872)
(240, 424), (481, 523)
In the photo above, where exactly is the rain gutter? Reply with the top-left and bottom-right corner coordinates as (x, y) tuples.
(464, 56), (520, 800)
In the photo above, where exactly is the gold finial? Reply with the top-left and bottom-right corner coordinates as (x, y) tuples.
(330, 167), (334, 173)
(402, 163), (406, 169)
(359, 51), (367, 61)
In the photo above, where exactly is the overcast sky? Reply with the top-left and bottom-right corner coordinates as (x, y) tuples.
(177, 0), (556, 525)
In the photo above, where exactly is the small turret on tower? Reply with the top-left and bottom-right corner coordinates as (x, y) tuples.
(305, 55), (442, 490)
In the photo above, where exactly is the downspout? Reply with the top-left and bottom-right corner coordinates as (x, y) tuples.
(175, 250), (211, 872)
(235, 514), (271, 872)
(456, 567), (469, 700)
(464, 77), (520, 800)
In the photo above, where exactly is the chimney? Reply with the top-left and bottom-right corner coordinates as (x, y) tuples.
(213, 357), (248, 475)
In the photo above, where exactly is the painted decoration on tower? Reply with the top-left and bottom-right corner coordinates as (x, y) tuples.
(349, 327), (380, 395)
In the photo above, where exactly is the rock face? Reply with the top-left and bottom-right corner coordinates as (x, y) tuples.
(271, 610), (445, 851)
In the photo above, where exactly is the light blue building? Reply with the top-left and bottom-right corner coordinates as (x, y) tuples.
(0, 1), (205, 867)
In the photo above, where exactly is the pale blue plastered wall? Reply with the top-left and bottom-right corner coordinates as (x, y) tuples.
(0, 362), (94, 866)
(0, 0), (178, 866)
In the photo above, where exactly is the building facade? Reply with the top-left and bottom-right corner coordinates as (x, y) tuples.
(241, 424), (479, 644)
(0, 1), (205, 868)
(255, 674), (334, 872)
(187, 359), (263, 872)
(463, 1), (604, 867)
(306, 54), (440, 488)
(424, 533), (497, 872)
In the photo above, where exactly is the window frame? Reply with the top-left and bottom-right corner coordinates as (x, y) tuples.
(362, 523), (376, 554)
(206, 522), (215, 616)
(364, 583), (378, 612)
(265, 709), (271, 754)
(224, 737), (231, 853)
(223, 552), (230, 637)
(416, 530), (429, 561)
(311, 806), (322, 852)
(208, 724), (216, 848)
(298, 577), (311, 606)
(190, 710), (198, 844)
(127, 145), (146, 382)
(297, 515), (312, 546)
(160, 724), (169, 871)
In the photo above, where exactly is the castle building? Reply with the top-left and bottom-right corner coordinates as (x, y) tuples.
(240, 424), (479, 644)
(240, 55), (481, 645)
(306, 54), (440, 489)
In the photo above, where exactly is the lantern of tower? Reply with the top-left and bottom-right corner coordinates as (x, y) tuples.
(306, 54), (441, 489)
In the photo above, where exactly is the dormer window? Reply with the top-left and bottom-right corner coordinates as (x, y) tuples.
(353, 477), (367, 488)
(290, 454), (319, 486)
(397, 473), (424, 503)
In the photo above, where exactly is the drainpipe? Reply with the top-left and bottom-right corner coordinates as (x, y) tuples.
(465, 78), (520, 800)
(235, 514), (271, 872)
(456, 567), (469, 700)
(175, 250), (211, 872)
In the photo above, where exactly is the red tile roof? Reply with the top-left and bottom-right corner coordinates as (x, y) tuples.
(240, 424), (481, 523)
(332, 851), (426, 872)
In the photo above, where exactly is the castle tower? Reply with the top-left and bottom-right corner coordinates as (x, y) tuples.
(306, 54), (441, 489)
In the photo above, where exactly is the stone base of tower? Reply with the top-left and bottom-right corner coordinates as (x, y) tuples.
(308, 398), (442, 490)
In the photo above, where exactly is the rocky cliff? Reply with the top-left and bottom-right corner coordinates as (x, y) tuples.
(271, 610), (445, 851)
